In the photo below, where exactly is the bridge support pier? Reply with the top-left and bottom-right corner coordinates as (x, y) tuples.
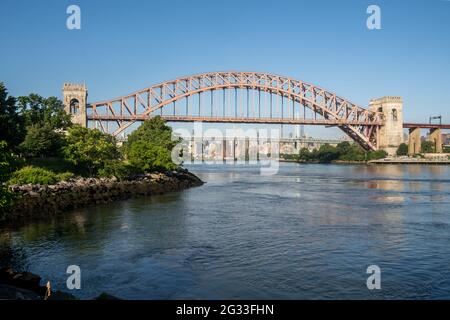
(428, 128), (443, 153)
(63, 83), (88, 127)
(245, 138), (250, 163)
(408, 128), (421, 155)
(201, 138), (204, 163)
(233, 137), (237, 162)
(190, 136), (195, 163)
(222, 138), (227, 163)
(369, 96), (403, 155)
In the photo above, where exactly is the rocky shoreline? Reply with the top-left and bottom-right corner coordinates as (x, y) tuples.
(0, 267), (120, 300)
(2, 169), (204, 224)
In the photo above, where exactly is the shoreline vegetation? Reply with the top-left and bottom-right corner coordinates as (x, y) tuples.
(0, 82), (204, 223)
(280, 141), (449, 165)
(0, 83), (203, 300)
(1, 82), (449, 222)
(2, 170), (203, 225)
(280, 142), (388, 164)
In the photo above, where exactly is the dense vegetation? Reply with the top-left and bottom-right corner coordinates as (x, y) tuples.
(283, 141), (388, 163)
(8, 166), (73, 185)
(0, 142), (14, 215)
(284, 140), (448, 163)
(0, 82), (181, 216)
(421, 141), (435, 153)
(396, 143), (408, 156)
(124, 117), (180, 172)
(1, 80), (448, 215)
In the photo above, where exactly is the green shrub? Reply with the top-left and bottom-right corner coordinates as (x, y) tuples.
(367, 150), (388, 160)
(316, 144), (340, 163)
(56, 171), (74, 181)
(8, 166), (59, 185)
(396, 143), (408, 156)
(26, 157), (79, 175)
(281, 153), (299, 161)
(421, 141), (435, 153)
(298, 148), (311, 161)
(98, 161), (138, 180)
(63, 125), (120, 176)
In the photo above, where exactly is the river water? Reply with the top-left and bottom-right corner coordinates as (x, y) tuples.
(1, 163), (450, 299)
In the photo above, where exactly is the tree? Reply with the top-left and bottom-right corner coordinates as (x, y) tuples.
(18, 94), (71, 130)
(396, 143), (408, 156)
(336, 141), (352, 156)
(128, 141), (177, 172)
(0, 141), (14, 217)
(317, 144), (340, 163)
(299, 148), (311, 161)
(336, 141), (365, 161)
(367, 150), (388, 160)
(126, 116), (179, 150)
(124, 116), (180, 172)
(19, 124), (65, 158)
(16, 94), (71, 159)
(63, 126), (120, 176)
(421, 141), (435, 153)
(0, 83), (25, 150)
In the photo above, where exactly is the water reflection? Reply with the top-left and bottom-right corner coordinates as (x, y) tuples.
(0, 163), (449, 299)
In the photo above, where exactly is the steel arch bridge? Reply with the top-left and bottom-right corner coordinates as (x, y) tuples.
(87, 71), (383, 150)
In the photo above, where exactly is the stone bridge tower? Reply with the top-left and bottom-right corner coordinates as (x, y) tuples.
(63, 83), (88, 127)
(369, 96), (404, 155)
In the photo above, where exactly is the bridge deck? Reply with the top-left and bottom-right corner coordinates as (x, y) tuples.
(87, 115), (380, 126)
(403, 123), (450, 129)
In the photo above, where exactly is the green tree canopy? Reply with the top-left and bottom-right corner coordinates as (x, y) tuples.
(317, 144), (340, 163)
(297, 141), (388, 163)
(336, 141), (352, 155)
(63, 126), (120, 176)
(299, 147), (311, 161)
(18, 94), (71, 130)
(0, 141), (11, 182)
(336, 141), (365, 161)
(125, 116), (178, 150)
(0, 83), (25, 149)
(128, 141), (177, 171)
(124, 116), (180, 172)
(421, 140), (435, 153)
(0, 141), (14, 217)
(367, 150), (388, 160)
(19, 124), (65, 158)
(396, 143), (408, 156)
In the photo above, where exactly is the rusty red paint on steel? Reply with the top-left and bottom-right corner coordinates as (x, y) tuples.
(403, 123), (450, 129)
(87, 115), (378, 126)
(88, 71), (383, 150)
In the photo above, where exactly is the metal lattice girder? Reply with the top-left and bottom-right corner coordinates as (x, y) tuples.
(88, 71), (383, 150)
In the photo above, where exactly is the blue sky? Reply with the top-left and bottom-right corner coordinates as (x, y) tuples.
(1, 0), (449, 138)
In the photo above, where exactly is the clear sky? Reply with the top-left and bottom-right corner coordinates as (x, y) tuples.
(1, 0), (449, 138)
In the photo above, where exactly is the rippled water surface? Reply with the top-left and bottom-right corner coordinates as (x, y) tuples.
(1, 163), (450, 299)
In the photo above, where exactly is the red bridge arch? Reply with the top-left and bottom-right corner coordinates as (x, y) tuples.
(87, 71), (383, 150)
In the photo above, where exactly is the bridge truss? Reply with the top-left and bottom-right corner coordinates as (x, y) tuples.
(87, 71), (383, 150)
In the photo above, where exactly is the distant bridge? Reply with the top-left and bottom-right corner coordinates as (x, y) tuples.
(62, 71), (449, 154)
